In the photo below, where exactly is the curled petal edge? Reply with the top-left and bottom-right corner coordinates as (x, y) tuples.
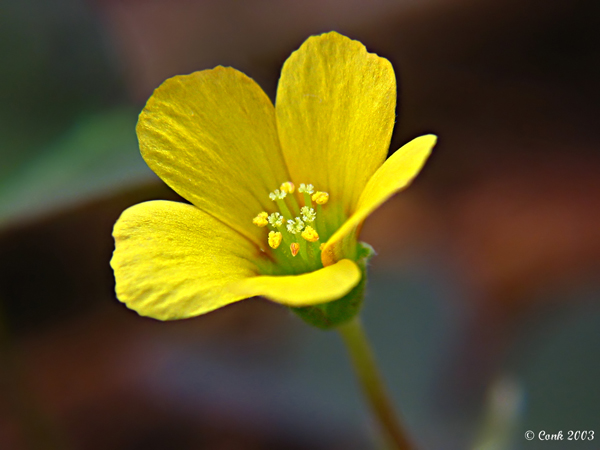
(321, 134), (437, 267)
(229, 259), (361, 307)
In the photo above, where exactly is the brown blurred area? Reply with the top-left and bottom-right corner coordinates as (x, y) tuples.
(1, 0), (600, 448)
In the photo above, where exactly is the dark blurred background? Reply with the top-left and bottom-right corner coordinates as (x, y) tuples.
(1, 0), (599, 449)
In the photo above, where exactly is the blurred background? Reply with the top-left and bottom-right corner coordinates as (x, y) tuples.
(1, 0), (599, 449)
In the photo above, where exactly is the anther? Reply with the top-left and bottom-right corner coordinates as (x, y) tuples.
(280, 181), (295, 194)
(319, 243), (326, 251)
(252, 212), (269, 227)
(312, 191), (329, 205)
(268, 231), (282, 249)
(290, 243), (300, 257)
(301, 226), (319, 242)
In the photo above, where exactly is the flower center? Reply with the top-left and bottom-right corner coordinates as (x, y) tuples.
(253, 181), (332, 273)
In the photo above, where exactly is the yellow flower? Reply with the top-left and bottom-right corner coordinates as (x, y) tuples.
(111, 32), (435, 323)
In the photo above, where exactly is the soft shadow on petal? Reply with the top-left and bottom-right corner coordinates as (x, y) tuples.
(322, 135), (436, 266)
(230, 259), (361, 306)
(111, 200), (270, 320)
(137, 67), (290, 248)
(276, 32), (396, 215)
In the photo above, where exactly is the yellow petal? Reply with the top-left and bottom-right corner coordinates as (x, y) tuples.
(322, 135), (436, 266)
(137, 67), (290, 248)
(230, 259), (361, 307)
(276, 32), (396, 214)
(111, 200), (267, 320)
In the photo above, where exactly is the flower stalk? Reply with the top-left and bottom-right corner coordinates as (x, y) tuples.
(338, 317), (416, 450)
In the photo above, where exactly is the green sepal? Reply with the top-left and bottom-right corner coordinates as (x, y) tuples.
(290, 242), (375, 329)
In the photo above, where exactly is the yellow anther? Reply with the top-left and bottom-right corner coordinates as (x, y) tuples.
(290, 243), (300, 257)
(252, 212), (269, 227)
(268, 231), (282, 249)
(319, 243), (326, 251)
(280, 181), (295, 194)
(301, 226), (319, 242)
(312, 191), (329, 205)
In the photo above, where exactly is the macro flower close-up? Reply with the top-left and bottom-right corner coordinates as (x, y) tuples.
(111, 31), (435, 326)
(4, 3), (600, 449)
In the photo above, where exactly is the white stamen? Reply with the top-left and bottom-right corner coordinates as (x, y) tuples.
(300, 206), (316, 223)
(298, 183), (314, 195)
(269, 189), (287, 201)
(268, 212), (284, 227)
(286, 217), (305, 234)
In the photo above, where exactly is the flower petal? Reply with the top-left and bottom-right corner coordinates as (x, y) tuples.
(276, 32), (396, 214)
(322, 135), (436, 266)
(111, 200), (268, 320)
(137, 67), (290, 247)
(230, 259), (361, 307)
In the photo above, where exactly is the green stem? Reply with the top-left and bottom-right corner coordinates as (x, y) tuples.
(316, 204), (327, 239)
(337, 316), (416, 450)
(275, 198), (293, 221)
(302, 192), (312, 208)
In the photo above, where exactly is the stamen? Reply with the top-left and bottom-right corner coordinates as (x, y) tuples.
(269, 189), (287, 201)
(256, 182), (331, 269)
(312, 191), (329, 205)
(280, 181), (295, 194)
(268, 212), (284, 227)
(268, 231), (282, 249)
(252, 212), (269, 227)
(301, 226), (319, 242)
(298, 183), (314, 195)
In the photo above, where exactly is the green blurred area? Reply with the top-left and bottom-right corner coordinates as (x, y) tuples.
(0, 108), (155, 222)
(0, 0), (154, 224)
